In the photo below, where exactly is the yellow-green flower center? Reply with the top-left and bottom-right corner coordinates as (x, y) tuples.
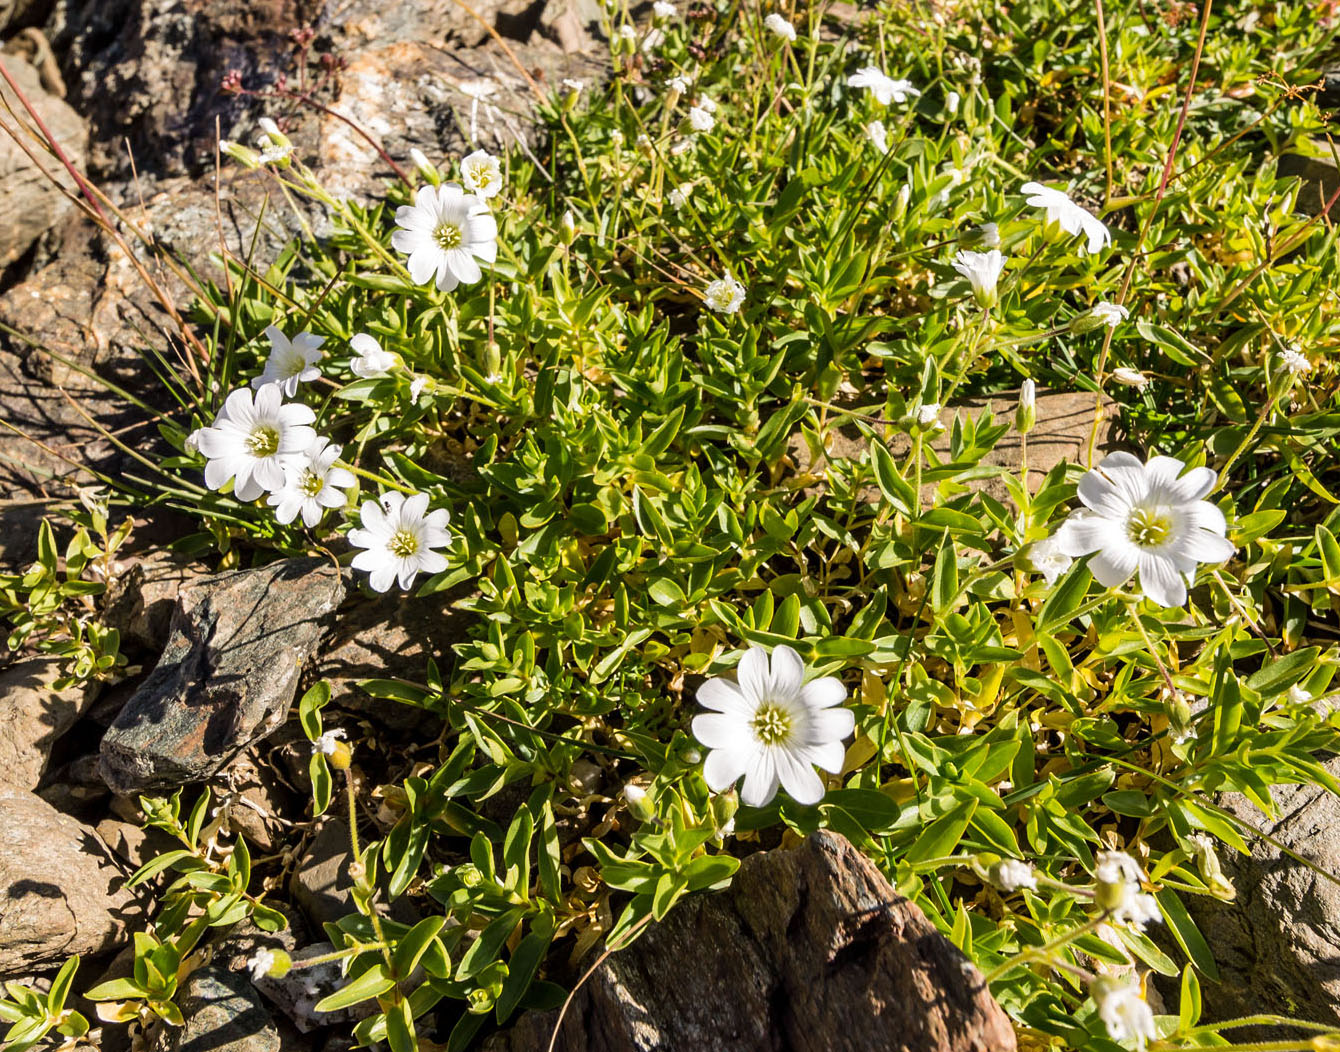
(752, 702), (793, 746)
(246, 426), (280, 457)
(299, 470), (324, 497)
(389, 529), (420, 559)
(1127, 507), (1172, 548)
(434, 222), (463, 250)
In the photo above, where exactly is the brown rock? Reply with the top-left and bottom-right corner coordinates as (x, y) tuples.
(0, 783), (140, 974)
(489, 831), (1016, 1052)
(790, 388), (1118, 506)
(102, 549), (204, 652)
(0, 53), (87, 267)
(0, 656), (100, 790)
(1277, 147), (1339, 216)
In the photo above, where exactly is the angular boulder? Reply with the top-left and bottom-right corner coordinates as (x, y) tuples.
(0, 784), (140, 974)
(0, 656), (100, 790)
(488, 831), (1016, 1052)
(1175, 758), (1340, 1028)
(99, 557), (343, 793)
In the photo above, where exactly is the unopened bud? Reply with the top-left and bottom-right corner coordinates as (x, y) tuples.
(561, 210), (577, 245)
(257, 118), (291, 147)
(410, 147), (440, 186)
(893, 182), (911, 220)
(1111, 367), (1149, 390)
(1016, 379), (1036, 435)
(622, 783), (656, 822)
(220, 140), (261, 169)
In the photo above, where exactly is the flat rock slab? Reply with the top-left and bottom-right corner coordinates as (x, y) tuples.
(0, 783), (140, 975)
(1173, 756), (1340, 1029)
(489, 831), (1015, 1052)
(99, 557), (343, 793)
(790, 389), (1118, 506)
(0, 656), (100, 790)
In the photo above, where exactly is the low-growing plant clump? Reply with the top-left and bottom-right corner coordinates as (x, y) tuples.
(4, 1), (1340, 1050)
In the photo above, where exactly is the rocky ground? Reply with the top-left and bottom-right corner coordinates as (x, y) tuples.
(0, 2), (1337, 1050)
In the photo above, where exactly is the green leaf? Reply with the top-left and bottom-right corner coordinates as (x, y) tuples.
(1246, 647), (1320, 697)
(496, 916), (554, 1022)
(313, 964), (396, 1013)
(393, 917), (447, 979)
(1038, 564), (1092, 631)
(1153, 888), (1217, 978)
(905, 799), (977, 864)
(298, 680), (330, 739)
(930, 536), (957, 613)
(455, 908), (524, 981)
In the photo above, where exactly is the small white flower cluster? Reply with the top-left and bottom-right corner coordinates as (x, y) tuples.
(199, 148), (507, 592)
(1090, 975), (1158, 1051)
(1093, 850), (1162, 929)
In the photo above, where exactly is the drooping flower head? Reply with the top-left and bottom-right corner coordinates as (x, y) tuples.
(460, 149), (503, 199)
(252, 326), (324, 397)
(311, 727), (348, 756)
(692, 644), (854, 807)
(1089, 976), (1158, 1051)
(1093, 850), (1162, 929)
(392, 183), (498, 292)
(1020, 181), (1110, 254)
(951, 248), (1006, 308)
(1279, 344), (1311, 375)
(1072, 301), (1130, 333)
(848, 65), (919, 105)
(990, 858), (1038, 892)
(865, 119), (889, 154)
(196, 385), (317, 502)
(703, 275), (746, 314)
(687, 106), (716, 132)
(267, 436), (355, 528)
(349, 333), (402, 379)
(1027, 534), (1073, 586)
(348, 491), (450, 592)
(1057, 452), (1235, 608)
(764, 13), (796, 41)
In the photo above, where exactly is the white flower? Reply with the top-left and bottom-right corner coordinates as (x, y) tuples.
(976, 222), (1000, 248)
(251, 326), (324, 397)
(392, 183), (498, 292)
(1111, 366), (1149, 389)
(692, 644), (854, 807)
(703, 275), (746, 314)
(459, 149), (502, 199)
(667, 185), (691, 208)
(1027, 534), (1073, 585)
(1057, 452), (1235, 608)
(764, 13), (796, 40)
(688, 106), (715, 132)
(848, 66), (919, 105)
(951, 248), (1006, 308)
(653, 0), (676, 17)
(642, 27), (666, 52)
(1073, 301), (1130, 333)
(945, 89), (961, 114)
(669, 137), (695, 156)
(1094, 850), (1162, 929)
(185, 428), (204, 454)
(247, 949), (276, 983)
(990, 858), (1037, 892)
(1020, 181), (1111, 254)
(312, 728), (347, 756)
(348, 491), (450, 592)
(196, 386), (316, 502)
(267, 437), (355, 528)
(1279, 345), (1311, 375)
(1090, 976), (1158, 1051)
(697, 95), (718, 113)
(915, 402), (942, 429)
(410, 375), (431, 402)
(1288, 684), (1314, 706)
(257, 141), (294, 166)
(618, 23), (636, 41)
(865, 119), (889, 153)
(1019, 378), (1036, 412)
(349, 333), (401, 379)
(668, 74), (691, 95)
(562, 77), (585, 94)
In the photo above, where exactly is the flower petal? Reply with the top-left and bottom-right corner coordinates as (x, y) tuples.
(799, 677), (847, 710)
(703, 745), (751, 793)
(739, 750), (780, 807)
(1089, 542), (1139, 588)
(769, 645), (805, 699)
(1138, 553), (1186, 607)
(805, 706), (855, 745)
(774, 748), (825, 806)
(736, 647), (770, 705)
(696, 677), (751, 716)
(692, 712), (743, 750)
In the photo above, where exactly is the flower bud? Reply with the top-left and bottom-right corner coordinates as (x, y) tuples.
(257, 117), (291, 148)
(622, 783), (656, 823)
(1016, 379), (1036, 435)
(410, 147), (440, 186)
(220, 140), (261, 169)
(456, 863), (484, 889)
(1071, 301), (1129, 334)
(710, 788), (739, 830)
(1110, 367), (1148, 390)
(893, 182), (911, 220)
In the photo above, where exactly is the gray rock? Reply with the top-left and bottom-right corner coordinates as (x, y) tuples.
(102, 549), (203, 653)
(1174, 757), (1340, 1029)
(0, 499), (48, 569)
(168, 956), (281, 1052)
(0, 656), (100, 790)
(1277, 149), (1339, 217)
(0, 783), (140, 974)
(487, 831), (1016, 1052)
(289, 818), (355, 933)
(99, 558), (343, 794)
(0, 53), (86, 267)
